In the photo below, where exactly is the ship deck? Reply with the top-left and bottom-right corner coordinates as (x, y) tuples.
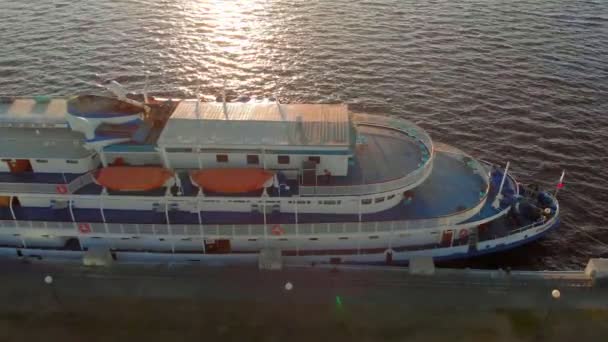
(24, 122), (427, 197)
(333, 125), (424, 186)
(0, 150), (506, 227)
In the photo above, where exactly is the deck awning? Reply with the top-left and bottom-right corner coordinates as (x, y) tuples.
(94, 167), (174, 191)
(190, 168), (274, 193)
(158, 102), (352, 148)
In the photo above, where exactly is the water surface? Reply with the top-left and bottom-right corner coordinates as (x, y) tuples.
(0, 0), (607, 269)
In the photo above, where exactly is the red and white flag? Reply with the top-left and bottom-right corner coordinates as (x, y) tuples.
(556, 170), (565, 189)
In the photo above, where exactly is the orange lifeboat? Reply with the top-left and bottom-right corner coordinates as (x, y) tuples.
(94, 167), (174, 191)
(190, 168), (274, 193)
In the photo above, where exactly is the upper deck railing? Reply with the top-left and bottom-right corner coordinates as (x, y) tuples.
(0, 198), (544, 242)
(299, 114), (435, 196)
(0, 171), (94, 195)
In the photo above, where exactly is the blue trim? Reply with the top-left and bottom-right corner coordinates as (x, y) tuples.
(449, 218), (561, 261)
(122, 118), (143, 126)
(86, 136), (130, 143)
(357, 219), (561, 266)
(342, 218), (560, 267)
(103, 144), (157, 152)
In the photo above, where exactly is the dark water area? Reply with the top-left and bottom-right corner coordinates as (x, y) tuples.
(0, 0), (607, 269)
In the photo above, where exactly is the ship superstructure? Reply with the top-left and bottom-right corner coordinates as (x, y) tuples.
(0, 92), (559, 264)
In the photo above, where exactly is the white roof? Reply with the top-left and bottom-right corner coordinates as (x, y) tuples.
(158, 101), (352, 148)
(0, 127), (90, 159)
(0, 98), (68, 126)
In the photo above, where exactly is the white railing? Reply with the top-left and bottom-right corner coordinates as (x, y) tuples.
(434, 142), (491, 186)
(0, 182), (60, 194)
(299, 159), (434, 196)
(299, 114), (435, 196)
(0, 206), (511, 240)
(0, 171), (94, 195)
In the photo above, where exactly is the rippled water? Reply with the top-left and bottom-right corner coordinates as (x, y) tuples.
(0, 0), (607, 269)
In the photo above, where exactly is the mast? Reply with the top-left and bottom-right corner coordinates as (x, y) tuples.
(492, 161), (510, 209)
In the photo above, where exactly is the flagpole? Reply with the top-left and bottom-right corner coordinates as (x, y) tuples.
(554, 170), (565, 197)
(492, 161), (510, 209)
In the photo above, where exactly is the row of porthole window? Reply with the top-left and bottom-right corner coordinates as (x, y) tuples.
(361, 194), (396, 205)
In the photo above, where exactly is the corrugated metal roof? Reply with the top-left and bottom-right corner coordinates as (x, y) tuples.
(159, 101), (352, 147)
(0, 98), (68, 126)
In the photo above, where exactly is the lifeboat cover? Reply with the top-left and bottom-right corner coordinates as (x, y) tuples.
(95, 167), (174, 191)
(190, 168), (274, 193)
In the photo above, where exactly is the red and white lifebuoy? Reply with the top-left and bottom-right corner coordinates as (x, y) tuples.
(271, 224), (285, 236)
(459, 228), (469, 240)
(56, 185), (68, 194)
(77, 223), (91, 234)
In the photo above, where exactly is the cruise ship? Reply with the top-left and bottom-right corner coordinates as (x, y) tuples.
(0, 86), (561, 265)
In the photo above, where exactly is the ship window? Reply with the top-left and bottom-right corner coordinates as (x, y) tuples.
(216, 154), (228, 163)
(387, 194), (396, 200)
(278, 155), (290, 164)
(166, 147), (192, 153)
(66, 160), (78, 164)
(1, 159), (11, 162)
(361, 199), (372, 205)
(374, 197), (385, 203)
(322, 200), (337, 205)
(247, 154), (259, 165)
(308, 156), (320, 164)
(35, 159), (48, 163)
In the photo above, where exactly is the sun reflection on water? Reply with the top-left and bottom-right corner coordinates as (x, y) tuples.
(177, 0), (273, 94)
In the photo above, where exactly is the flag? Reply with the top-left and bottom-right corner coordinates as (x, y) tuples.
(556, 170), (565, 189)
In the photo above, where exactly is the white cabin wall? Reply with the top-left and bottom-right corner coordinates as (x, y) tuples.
(30, 154), (98, 174)
(18, 196), (53, 207)
(262, 153), (302, 172)
(199, 152), (255, 169)
(165, 150), (349, 176)
(315, 155), (349, 176)
(0, 160), (10, 172)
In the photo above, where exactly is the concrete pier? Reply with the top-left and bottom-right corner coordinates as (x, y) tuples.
(0, 256), (606, 341)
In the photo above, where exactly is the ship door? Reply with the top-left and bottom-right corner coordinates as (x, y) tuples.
(204, 239), (231, 254)
(440, 230), (454, 247)
(7, 159), (32, 173)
